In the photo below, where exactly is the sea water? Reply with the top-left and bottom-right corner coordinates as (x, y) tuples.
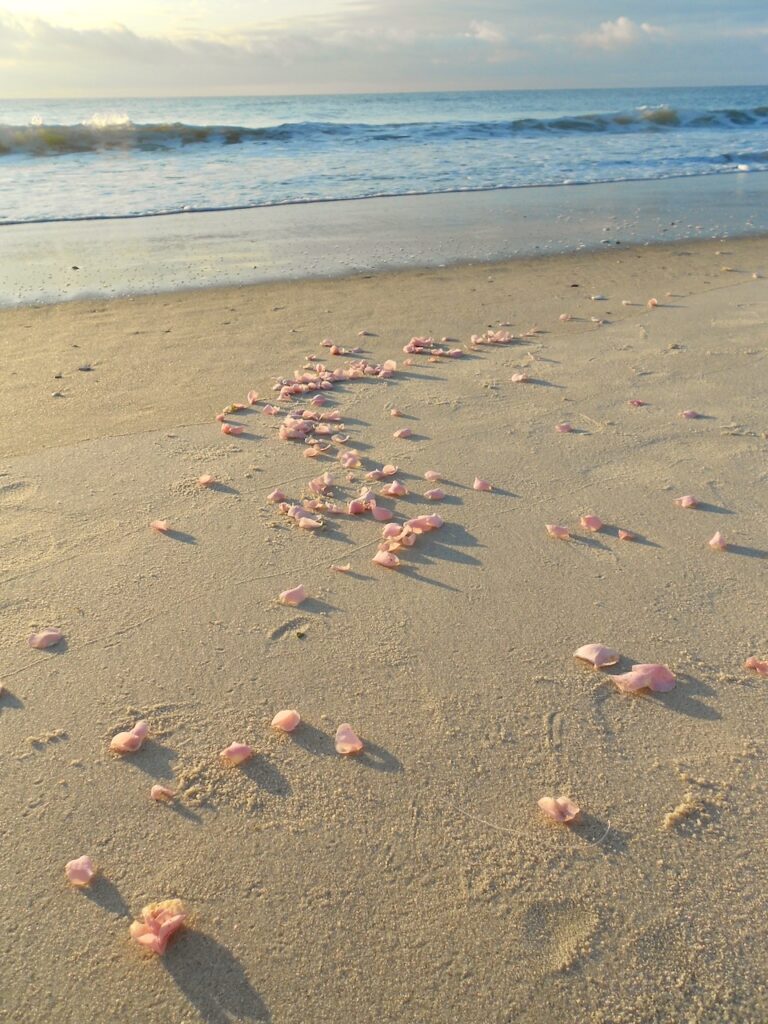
(0, 85), (766, 225)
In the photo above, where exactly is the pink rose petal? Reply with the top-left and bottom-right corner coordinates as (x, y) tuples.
(393, 428), (412, 439)
(538, 796), (580, 823)
(335, 723), (364, 755)
(371, 505), (393, 522)
(574, 644), (620, 669)
(221, 423), (245, 436)
(744, 656), (768, 676)
(110, 720), (149, 754)
(628, 399), (646, 407)
(647, 297), (658, 308)
(279, 584), (308, 606)
(129, 899), (187, 956)
(150, 520), (171, 533)
(28, 628), (64, 650)
(618, 529), (635, 541)
(247, 390), (259, 404)
(373, 549), (400, 568)
(674, 495), (699, 508)
(579, 514), (604, 532)
(555, 422), (573, 433)
(381, 480), (407, 497)
(382, 523), (401, 539)
(267, 489), (288, 503)
(348, 499), (366, 515)
(220, 742), (254, 766)
(510, 372), (529, 383)
(473, 478), (492, 492)
(546, 524), (570, 540)
(680, 410), (701, 420)
(390, 408), (402, 417)
(65, 855), (97, 887)
(612, 663), (676, 693)
(381, 464), (398, 477)
(424, 488), (445, 501)
(197, 475), (216, 487)
(708, 531), (727, 551)
(271, 709), (301, 732)
(331, 563), (352, 573)
(150, 785), (176, 802)
(424, 470), (442, 482)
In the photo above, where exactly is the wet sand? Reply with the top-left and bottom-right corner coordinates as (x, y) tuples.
(1, 235), (767, 1023)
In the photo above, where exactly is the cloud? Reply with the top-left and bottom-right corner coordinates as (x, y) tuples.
(578, 16), (667, 50)
(465, 20), (506, 45)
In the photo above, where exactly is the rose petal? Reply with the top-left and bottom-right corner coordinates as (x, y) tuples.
(674, 495), (699, 508)
(220, 742), (254, 766)
(424, 470), (442, 482)
(221, 423), (245, 436)
(267, 489), (288, 503)
(647, 297), (658, 308)
(373, 549), (400, 568)
(381, 464), (398, 476)
(129, 899), (187, 956)
(580, 514), (603, 532)
(247, 390), (259, 404)
(628, 399), (646, 407)
(555, 422), (573, 433)
(65, 855), (97, 887)
(708, 531), (727, 551)
(335, 723), (364, 755)
(271, 709), (301, 732)
(546, 524), (570, 540)
(197, 475), (216, 487)
(371, 505), (393, 522)
(150, 520), (170, 533)
(538, 796), (580, 823)
(680, 410), (701, 420)
(28, 628), (64, 650)
(279, 584), (308, 606)
(473, 478), (492, 492)
(381, 481), (407, 497)
(393, 428), (412, 439)
(424, 489), (445, 501)
(150, 785), (176, 802)
(744, 656), (768, 675)
(612, 663), (676, 693)
(390, 408), (403, 417)
(110, 720), (149, 754)
(574, 644), (620, 669)
(618, 529), (635, 541)
(330, 563), (352, 573)
(510, 373), (529, 383)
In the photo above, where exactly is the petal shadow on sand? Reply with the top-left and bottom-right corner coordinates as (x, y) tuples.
(82, 875), (131, 917)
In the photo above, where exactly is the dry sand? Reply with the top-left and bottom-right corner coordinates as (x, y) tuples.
(1, 236), (767, 1023)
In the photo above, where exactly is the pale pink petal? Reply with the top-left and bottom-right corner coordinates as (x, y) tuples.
(424, 489), (445, 501)
(744, 656), (768, 676)
(303, 448), (322, 458)
(372, 505), (393, 522)
(271, 709), (301, 732)
(708, 531), (727, 551)
(674, 495), (699, 508)
(393, 428), (412, 439)
(335, 723), (364, 754)
(372, 549), (400, 568)
(215, 413), (226, 422)
(332, 433), (349, 444)
(330, 563), (352, 573)
(680, 410), (701, 420)
(297, 516), (322, 530)
(390, 408), (403, 417)
(580, 514), (604, 532)
(247, 390), (259, 404)
(129, 899), (187, 955)
(220, 742), (254, 766)
(382, 523), (401, 539)
(348, 499), (366, 515)
(538, 796), (580, 823)
(473, 478), (492, 491)
(628, 399), (646, 407)
(279, 584), (308, 606)
(221, 423), (245, 436)
(574, 644), (620, 669)
(150, 520), (171, 533)
(510, 373), (529, 383)
(424, 470), (442, 482)
(618, 529), (635, 541)
(546, 524), (570, 540)
(262, 404), (280, 415)
(366, 469), (384, 481)
(110, 720), (149, 754)
(647, 297), (659, 308)
(381, 464), (398, 477)
(28, 628), (64, 650)
(382, 481), (407, 497)
(613, 664), (676, 693)
(197, 475), (216, 487)
(65, 855), (96, 887)
(555, 422), (573, 433)
(559, 313), (573, 322)
(150, 785), (176, 802)
(267, 489), (287, 503)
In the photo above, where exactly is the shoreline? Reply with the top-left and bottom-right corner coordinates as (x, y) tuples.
(1, 172), (767, 308)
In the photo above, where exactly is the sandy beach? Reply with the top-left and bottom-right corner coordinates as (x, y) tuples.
(1, 234), (767, 1023)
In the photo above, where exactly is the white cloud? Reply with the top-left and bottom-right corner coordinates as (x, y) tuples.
(578, 16), (667, 50)
(465, 20), (506, 45)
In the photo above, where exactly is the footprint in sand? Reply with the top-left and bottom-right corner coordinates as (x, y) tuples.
(516, 898), (599, 973)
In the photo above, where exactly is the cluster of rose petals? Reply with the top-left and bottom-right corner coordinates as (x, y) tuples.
(271, 709), (301, 732)
(674, 495), (699, 508)
(279, 584), (307, 606)
(574, 644), (620, 669)
(150, 785), (176, 802)
(612, 663), (676, 693)
(65, 855), (97, 887)
(129, 899), (188, 955)
(470, 330), (516, 345)
(150, 520), (171, 533)
(473, 478), (492, 492)
(404, 336), (461, 357)
(220, 742), (253, 766)
(335, 724), (364, 754)
(110, 720), (149, 754)
(546, 524), (570, 540)
(538, 797), (580, 823)
(708, 532), (727, 551)
(28, 628), (64, 650)
(580, 514), (603, 532)
(744, 656), (768, 676)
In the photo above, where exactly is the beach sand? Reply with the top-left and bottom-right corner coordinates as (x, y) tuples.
(1, 235), (767, 1023)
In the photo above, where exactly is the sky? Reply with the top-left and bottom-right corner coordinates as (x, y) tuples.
(0, 1), (766, 98)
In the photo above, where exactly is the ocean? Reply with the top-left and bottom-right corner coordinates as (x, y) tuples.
(0, 85), (766, 226)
